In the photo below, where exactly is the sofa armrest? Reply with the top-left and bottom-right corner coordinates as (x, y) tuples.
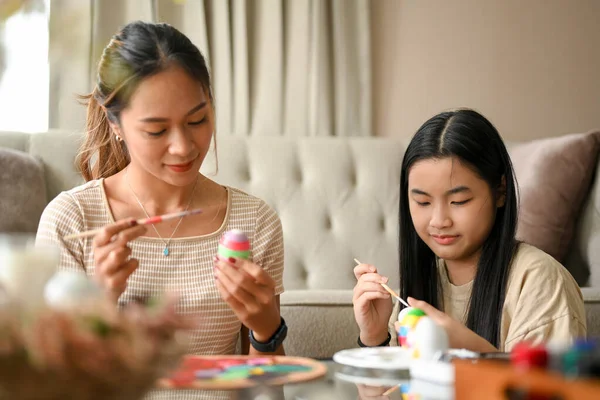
(582, 288), (600, 338)
(280, 290), (358, 359)
(280, 288), (600, 359)
(582, 287), (600, 302)
(281, 290), (354, 306)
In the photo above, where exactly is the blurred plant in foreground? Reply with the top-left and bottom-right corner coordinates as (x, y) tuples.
(0, 291), (193, 400)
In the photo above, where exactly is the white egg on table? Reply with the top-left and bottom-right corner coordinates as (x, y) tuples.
(0, 235), (59, 313)
(44, 270), (104, 311)
(412, 316), (449, 361)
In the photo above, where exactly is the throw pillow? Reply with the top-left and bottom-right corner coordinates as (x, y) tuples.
(0, 148), (47, 232)
(510, 130), (600, 266)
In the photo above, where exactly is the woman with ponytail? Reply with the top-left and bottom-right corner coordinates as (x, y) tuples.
(77, 88), (130, 181)
(36, 21), (286, 370)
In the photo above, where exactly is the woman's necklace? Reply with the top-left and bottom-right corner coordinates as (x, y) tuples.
(125, 168), (199, 256)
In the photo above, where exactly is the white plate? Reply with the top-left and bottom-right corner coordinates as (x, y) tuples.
(334, 371), (409, 387)
(332, 347), (413, 370)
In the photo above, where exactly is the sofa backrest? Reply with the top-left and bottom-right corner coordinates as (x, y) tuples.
(200, 136), (408, 289)
(0, 130), (83, 204)
(1, 130), (600, 289)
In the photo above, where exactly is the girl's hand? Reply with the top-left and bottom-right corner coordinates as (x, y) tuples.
(352, 263), (393, 346)
(407, 297), (498, 353)
(213, 256), (280, 342)
(93, 219), (147, 302)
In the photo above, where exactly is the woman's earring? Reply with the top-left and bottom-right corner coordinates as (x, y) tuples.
(115, 134), (123, 142)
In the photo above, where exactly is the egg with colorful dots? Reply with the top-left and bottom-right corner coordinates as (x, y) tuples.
(218, 229), (251, 260)
(394, 307), (426, 348)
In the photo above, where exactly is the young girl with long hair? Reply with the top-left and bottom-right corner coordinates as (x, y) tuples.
(353, 109), (586, 352)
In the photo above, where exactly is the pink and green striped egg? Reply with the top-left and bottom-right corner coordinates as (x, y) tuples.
(218, 229), (251, 260)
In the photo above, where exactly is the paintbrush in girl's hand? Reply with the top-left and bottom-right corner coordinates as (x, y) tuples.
(63, 208), (203, 240)
(354, 258), (411, 308)
(380, 282), (411, 308)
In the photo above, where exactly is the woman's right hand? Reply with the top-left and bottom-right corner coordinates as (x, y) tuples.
(352, 263), (393, 346)
(92, 219), (147, 302)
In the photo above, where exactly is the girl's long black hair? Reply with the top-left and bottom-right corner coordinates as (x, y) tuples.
(398, 109), (519, 347)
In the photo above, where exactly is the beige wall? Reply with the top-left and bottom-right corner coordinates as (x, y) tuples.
(372, 0), (600, 140)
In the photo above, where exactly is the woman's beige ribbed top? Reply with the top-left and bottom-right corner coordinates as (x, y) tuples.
(36, 179), (285, 358)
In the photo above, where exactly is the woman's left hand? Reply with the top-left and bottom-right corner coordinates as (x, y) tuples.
(407, 297), (498, 353)
(213, 256), (281, 342)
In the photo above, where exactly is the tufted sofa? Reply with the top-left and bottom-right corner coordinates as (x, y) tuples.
(1, 130), (600, 359)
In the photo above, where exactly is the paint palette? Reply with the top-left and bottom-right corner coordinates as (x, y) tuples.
(157, 355), (327, 390)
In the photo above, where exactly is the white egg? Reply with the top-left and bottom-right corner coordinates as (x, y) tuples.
(44, 270), (104, 311)
(0, 239), (59, 313)
(412, 316), (449, 361)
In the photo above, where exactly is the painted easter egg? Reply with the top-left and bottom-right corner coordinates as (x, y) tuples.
(396, 307), (426, 348)
(397, 306), (415, 324)
(218, 229), (251, 260)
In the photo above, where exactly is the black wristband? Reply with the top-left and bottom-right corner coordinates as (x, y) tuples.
(357, 332), (391, 348)
(249, 317), (287, 353)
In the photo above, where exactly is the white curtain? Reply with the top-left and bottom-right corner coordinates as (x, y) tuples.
(49, 0), (372, 137)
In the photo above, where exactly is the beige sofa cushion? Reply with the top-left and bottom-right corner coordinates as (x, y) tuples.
(0, 148), (47, 232)
(510, 131), (600, 278)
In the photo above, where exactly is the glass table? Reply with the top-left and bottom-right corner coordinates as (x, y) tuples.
(148, 360), (454, 399)
(284, 359), (453, 400)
